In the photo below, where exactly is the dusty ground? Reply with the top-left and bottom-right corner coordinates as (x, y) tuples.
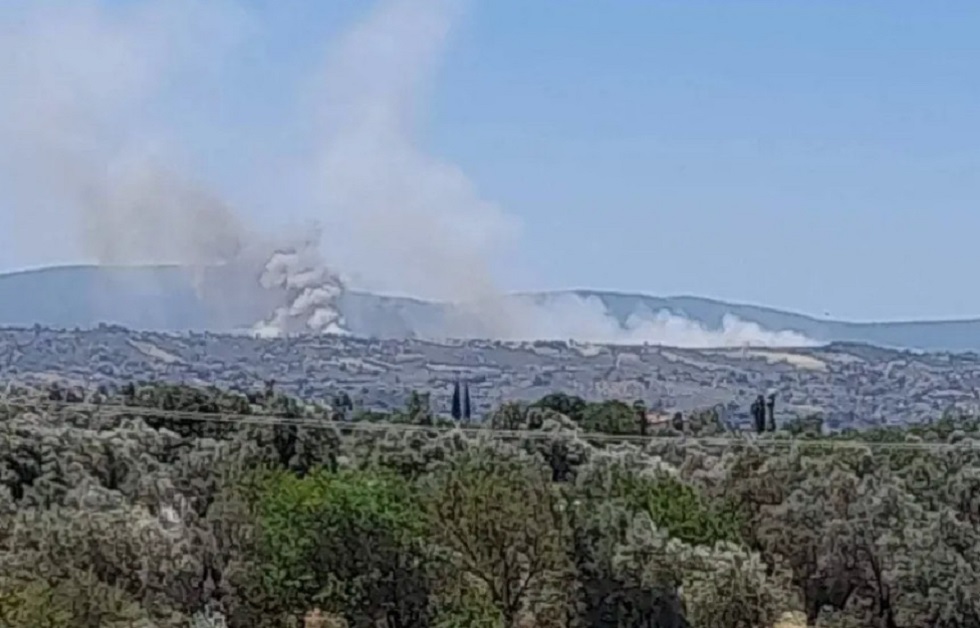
(773, 611), (808, 627)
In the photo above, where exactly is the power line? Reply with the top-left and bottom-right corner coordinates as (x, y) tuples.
(0, 398), (977, 452)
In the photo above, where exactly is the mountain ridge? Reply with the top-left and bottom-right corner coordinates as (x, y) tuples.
(1, 264), (978, 352)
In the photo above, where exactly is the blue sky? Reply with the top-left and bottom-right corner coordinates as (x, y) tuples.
(429, 1), (980, 321)
(1, 0), (979, 322)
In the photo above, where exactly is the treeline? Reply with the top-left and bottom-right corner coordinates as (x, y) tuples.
(42, 377), (790, 437)
(2, 382), (980, 627)
(35, 379), (736, 436)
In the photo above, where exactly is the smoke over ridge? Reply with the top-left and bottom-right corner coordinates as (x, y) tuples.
(0, 0), (815, 348)
(431, 294), (815, 347)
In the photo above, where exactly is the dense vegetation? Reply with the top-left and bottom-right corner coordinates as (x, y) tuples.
(2, 382), (980, 627)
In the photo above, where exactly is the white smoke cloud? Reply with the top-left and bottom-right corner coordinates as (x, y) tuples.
(0, 0), (816, 348)
(253, 230), (347, 337)
(406, 293), (816, 347)
(519, 296), (816, 347)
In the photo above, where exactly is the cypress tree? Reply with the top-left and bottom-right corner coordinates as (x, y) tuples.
(751, 395), (766, 434)
(463, 382), (472, 421)
(766, 393), (777, 432)
(451, 380), (462, 421)
(633, 399), (648, 436)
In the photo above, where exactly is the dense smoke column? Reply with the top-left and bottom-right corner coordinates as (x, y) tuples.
(252, 233), (348, 337)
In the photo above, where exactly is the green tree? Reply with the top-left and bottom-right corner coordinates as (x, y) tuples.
(0, 570), (156, 628)
(424, 448), (571, 628)
(533, 393), (588, 421)
(405, 390), (433, 426)
(578, 400), (638, 434)
(581, 460), (743, 548)
(489, 402), (527, 431)
(250, 467), (431, 628)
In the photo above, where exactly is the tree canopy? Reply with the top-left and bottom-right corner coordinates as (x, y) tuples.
(1, 380), (979, 627)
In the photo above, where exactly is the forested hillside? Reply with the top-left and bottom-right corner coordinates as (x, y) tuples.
(2, 382), (979, 627)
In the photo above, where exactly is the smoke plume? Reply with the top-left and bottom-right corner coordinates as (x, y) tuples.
(0, 0), (346, 338)
(303, 0), (813, 348)
(0, 0), (816, 348)
(449, 294), (816, 347)
(309, 0), (520, 305)
(253, 229), (347, 338)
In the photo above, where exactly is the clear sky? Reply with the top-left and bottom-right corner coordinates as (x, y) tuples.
(1, 0), (979, 322)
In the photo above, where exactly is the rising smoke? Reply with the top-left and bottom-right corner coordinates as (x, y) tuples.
(462, 294), (815, 347)
(0, 0), (346, 338)
(253, 229), (347, 338)
(0, 0), (815, 348)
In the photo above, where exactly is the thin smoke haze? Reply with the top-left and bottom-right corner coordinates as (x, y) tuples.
(0, 0), (816, 348)
(309, 0), (520, 303)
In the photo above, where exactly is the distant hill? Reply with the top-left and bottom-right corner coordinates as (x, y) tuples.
(1, 264), (979, 352)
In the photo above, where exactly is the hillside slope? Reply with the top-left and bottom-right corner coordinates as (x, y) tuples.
(0, 264), (978, 351)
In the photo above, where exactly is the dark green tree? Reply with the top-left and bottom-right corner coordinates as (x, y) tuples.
(533, 393), (588, 420)
(451, 380), (462, 421)
(579, 400), (637, 434)
(633, 399), (648, 437)
(766, 393), (776, 432)
(405, 390), (433, 426)
(672, 411), (684, 432)
(751, 395), (766, 434)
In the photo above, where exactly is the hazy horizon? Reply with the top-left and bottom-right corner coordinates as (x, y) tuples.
(7, 261), (980, 327)
(0, 1), (978, 326)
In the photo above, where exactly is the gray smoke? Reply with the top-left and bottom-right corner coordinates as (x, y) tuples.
(0, 0), (815, 348)
(80, 162), (246, 268)
(0, 0), (347, 338)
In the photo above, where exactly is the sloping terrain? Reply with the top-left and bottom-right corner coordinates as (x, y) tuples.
(2, 264), (980, 351)
(2, 326), (979, 429)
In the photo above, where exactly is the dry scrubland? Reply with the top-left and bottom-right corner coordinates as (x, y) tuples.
(2, 377), (980, 627)
(4, 326), (980, 431)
